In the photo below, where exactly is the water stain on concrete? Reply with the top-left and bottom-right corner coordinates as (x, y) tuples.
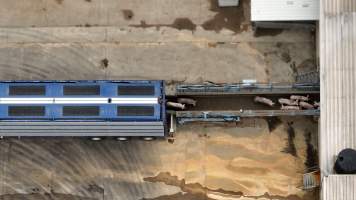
(144, 172), (243, 196)
(171, 18), (197, 31)
(304, 131), (318, 169)
(282, 122), (297, 157)
(290, 61), (298, 75)
(202, 0), (250, 33)
(143, 172), (306, 200)
(122, 9), (134, 20)
(100, 58), (109, 69)
(131, 18), (196, 31)
(265, 117), (282, 132)
(254, 28), (284, 37)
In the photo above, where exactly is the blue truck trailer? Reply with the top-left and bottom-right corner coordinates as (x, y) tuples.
(0, 80), (166, 138)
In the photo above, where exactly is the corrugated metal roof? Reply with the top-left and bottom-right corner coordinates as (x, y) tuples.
(251, 0), (319, 21)
(322, 175), (356, 200)
(320, 0), (356, 199)
(320, 0), (356, 175)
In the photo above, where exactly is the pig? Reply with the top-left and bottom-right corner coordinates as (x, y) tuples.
(299, 101), (314, 109)
(314, 101), (320, 107)
(177, 98), (197, 107)
(281, 105), (300, 110)
(254, 96), (275, 107)
(290, 95), (309, 101)
(167, 102), (185, 110)
(278, 98), (299, 106)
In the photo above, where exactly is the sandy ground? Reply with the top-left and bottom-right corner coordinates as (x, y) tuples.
(0, 117), (318, 200)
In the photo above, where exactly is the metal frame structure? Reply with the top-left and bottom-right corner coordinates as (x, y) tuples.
(176, 83), (320, 96)
(176, 109), (319, 124)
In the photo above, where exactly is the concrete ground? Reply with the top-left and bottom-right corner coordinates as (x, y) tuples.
(0, 117), (318, 200)
(0, 0), (318, 199)
(0, 0), (316, 94)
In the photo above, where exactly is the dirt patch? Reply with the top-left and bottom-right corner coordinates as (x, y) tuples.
(297, 59), (316, 73)
(275, 43), (292, 63)
(131, 20), (154, 29)
(282, 122), (297, 157)
(87, 184), (104, 194)
(55, 0), (64, 4)
(171, 18), (197, 31)
(208, 42), (218, 48)
(265, 117), (282, 132)
(122, 9), (134, 20)
(304, 131), (318, 170)
(202, 0), (250, 33)
(144, 172), (243, 196)
(281, 52), (292, 63)
(254, 28), (284, 37)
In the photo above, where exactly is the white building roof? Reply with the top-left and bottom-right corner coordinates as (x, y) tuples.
(320, 0), (356, 199)
(251, 0), (319, 21)
(322, 175), (356, 200)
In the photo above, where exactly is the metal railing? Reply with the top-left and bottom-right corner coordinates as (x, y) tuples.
(176, 83), (320, 95)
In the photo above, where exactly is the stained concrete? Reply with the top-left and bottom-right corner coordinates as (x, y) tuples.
(0, 118), (318, 200)
(0, 26), (315, 95)
(0, 0), (316, 95)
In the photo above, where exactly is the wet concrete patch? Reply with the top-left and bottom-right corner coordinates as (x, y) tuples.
(131, 18), (196, 31)
(304, 131), (318, 169)
(100, 58), (109, 69)
(202, 0), (250, 33)
(171, 18), (197, 31)
(290, 61), (298, 75)
(265, 117), (282, 132)
(282, 122), (297, 157)
(254, 28), (284, 37)
(122, 10), (134, 20)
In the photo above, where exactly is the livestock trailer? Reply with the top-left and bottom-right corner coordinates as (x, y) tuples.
(0, 80), (166, 139)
